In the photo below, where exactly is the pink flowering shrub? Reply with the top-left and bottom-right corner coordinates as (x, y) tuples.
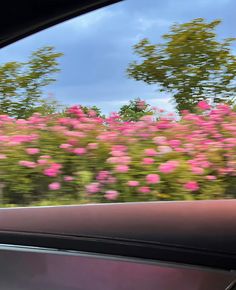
(0, 102), (236, 206)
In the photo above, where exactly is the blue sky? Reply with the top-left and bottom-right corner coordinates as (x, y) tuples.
(1, 0), (235, 115)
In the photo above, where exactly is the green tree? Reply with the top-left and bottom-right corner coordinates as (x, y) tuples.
(80, 105), (105, 118)
(0, 46), (63, 118)
(119, 98), (154, 121)
(127, 18), (236, 113)
(35, 96), (66, 116)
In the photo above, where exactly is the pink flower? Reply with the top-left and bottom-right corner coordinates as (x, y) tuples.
(37, 159), (48, 165)
(136, 100), (146, 110)
(74, 148), (86, 155)
(138, 186), (151, 193)
(19, 160), (36, 168)
(60, 143), (72, 149)
(107, 176), (117, 184)
(144, 148), (157, 156)
(127, 180), (139, 187)
(119, 156), (131, 164)
(111, 150), (124, 157)
(0, 154), (7, 159)
(112, 145), (127, 152)
(141, 115), (153, 122)
(175, 147), (185, 152)
(216, 103), (231, 114)
(86, 182), (100, 194)
(96, 171), (110, 181)
(201, 161), (211, 168)
(191, 166), (204, 175)
(198, 101), (211, 110)
(146, 174), (160, 184)
(153, 136), (167, 145)
(107, 157), (119, 164)
(67, 105), (84, 116)
(43, 163), (62, 177)
(88, 109), (97, 117)
(206, 175), (216, 180)
(52, 163), (62, 169)
(68, 139), (77, 146)
(49, 182), (61, 190)
(157, 146), (172, 154)
(143, 158), (154, 165)
(64, 176), (74, 182)
(159, 160), (179, 173)
(184, 181), (199, 191)
(115, 165), (129, 173)
(44, 168), (58, 177)
(40, 155), (51, 159)
(26, 148), (40, 155)
(105, 190), (119, 200)
(10, 135), (37, 144)
(169, 139), (181, 148)
(88, 143), (98, 149)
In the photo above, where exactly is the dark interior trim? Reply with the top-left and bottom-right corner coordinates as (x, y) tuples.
(0, 230), (236, 270)
(0, 0), (122, 48)
(0, 200), (236, 270)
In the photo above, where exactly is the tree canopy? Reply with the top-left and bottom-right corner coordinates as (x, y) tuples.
(0, 46), (63, 118)
(127, 18), (236, 113)
(119, 98), (154, 121)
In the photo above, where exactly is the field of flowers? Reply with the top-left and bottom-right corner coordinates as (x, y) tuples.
(0, 101), (236, 206)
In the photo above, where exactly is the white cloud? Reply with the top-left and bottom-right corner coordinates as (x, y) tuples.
(197, 0), (232, 6)
(137, 17), (171, 32)
(68, 8), (115, 30)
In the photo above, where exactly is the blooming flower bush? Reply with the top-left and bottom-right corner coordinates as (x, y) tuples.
(0, 101), (236, 206)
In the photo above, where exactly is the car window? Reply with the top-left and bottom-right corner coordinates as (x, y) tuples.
(0, 244), (235, 290)
(0, 0), (236, 207)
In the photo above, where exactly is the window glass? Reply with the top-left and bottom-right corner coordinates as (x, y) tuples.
(0, 0), (236, 206)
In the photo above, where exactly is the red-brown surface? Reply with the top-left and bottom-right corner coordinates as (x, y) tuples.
(0, 200), (236, 269)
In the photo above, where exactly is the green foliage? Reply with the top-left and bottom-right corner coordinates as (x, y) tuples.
(35, 97), (66, 116)
(0, 102), (236, 206)
(80, 105), (105, 118)
(127, 18), (236, 113)
(119, 98), (154, 121)
(0, 46), (63, 118)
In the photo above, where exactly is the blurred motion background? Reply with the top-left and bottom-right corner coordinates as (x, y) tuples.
(0, 0), (235, 207)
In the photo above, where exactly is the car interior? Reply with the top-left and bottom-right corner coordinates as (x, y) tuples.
(1, 0), (236, 289)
